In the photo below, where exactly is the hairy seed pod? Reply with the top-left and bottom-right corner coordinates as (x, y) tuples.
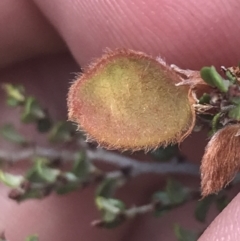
(68, 49), (195, 151)
(201, 124), (240, 197)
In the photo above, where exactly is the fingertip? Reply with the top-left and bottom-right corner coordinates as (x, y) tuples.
(33, 0), (240, 68)
(198, 193), (240, 241)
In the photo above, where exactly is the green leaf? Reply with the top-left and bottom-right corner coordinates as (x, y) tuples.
(211, 112), (221, 133)
(21, 97), (45, 123)
(0, 170), (24, 187)
(72, 151), (89, 180)
(36, 162), (59, 183)
(228, 103), (240, 120)
(27, 158), (60, 183)
(200, 66), (228, 92)
(96, 197), (125, 227)
(14, 188), (50, 202)
(195, 195), (214, 222)
(174, 224), (198, 241)
(96, 178), (117, 198)
(6, 97), (21, 107)
(166, 179), (189, 205)
(152, 191), (172, 217)
(225, 68), (237, 83)
(27, 189), (48, 200)
(48, 121), (74, 142)
(25, 235), (38, 241)
(215, 195), (229, 212)
(56, 172), (80, 195)
(56, 182), (79, 195)
(0, 124), (28, 145)
(153, 191), (171, 206)
(152, 179), (189, 217)
(96, 197), (125, 213)
(198, 93), (211, 104)
(151, 144), (179, 161)
(2, 84), (25, 103)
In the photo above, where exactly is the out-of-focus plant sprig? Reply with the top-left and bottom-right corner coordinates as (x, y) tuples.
(2, 84), (52, 133)
(93, 178), (193, 228)
(0, 72), (237, 241)
(1, 152), (92, 201)
(1, 84), (76, 142)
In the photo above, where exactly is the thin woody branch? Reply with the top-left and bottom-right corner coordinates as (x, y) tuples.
(0, 147), (200, 177)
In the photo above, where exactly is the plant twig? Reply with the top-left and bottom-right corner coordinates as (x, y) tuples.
(0, 147), (200, 177)
(124, 203), (154, 218)
(88, 148), (199, 177)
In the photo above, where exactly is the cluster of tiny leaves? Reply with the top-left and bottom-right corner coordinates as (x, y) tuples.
(199, 65), (240, 133)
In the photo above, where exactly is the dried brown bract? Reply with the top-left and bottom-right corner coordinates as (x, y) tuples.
(201, 124), (240, 197)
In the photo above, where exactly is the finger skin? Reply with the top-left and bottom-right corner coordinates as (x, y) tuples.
(0, 0), (66, 68)
(32, 0), (240, 68)
(198, 193), (240, 241)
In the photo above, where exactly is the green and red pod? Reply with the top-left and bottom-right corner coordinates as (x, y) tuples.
(68, 49), (195, 151)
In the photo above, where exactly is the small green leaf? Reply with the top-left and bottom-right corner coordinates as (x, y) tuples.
(56, 182), (79, 195)
(96, 178), (117, 198)
(14, 188), (50, 202)
(195, 195), (214, 222)
(2, 84), (25, 103)
(48, 121), (74, 142)
(215, 195), (229, 212)
(27, 158), (60, 183)
(63, 172), (79, 182)
(198, 93), (211, 104)
(21, 97), (45, 123)
(96, 197), (125, 213)
(0, 124), (28, 145)
(174, 224), (198, 241)
(26, 166), (45, 183)
(56, 172), (80, 195)
(152, 191), (172, 217)
(0, 170), (24, 187)
(96, 197), (125, 227)
(211, 112), (221, 133)
(152, 191), (171, 206)
(200, 66), (228, 92)
(25, 235), (38, 241)
(166, 179), (189, 205)
(152, 179), (189, 217)
(228, 103), (240, 120)
(6, 97), (21, 107)
(72, 151), (89, 180)
(225, 68), (237, 83)
(37, 164), (59, 183)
